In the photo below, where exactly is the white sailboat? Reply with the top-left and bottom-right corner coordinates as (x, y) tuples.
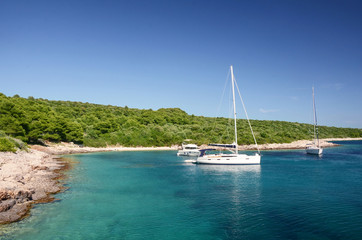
(195, 65), (261, 165)
(306, 87), (323, 155)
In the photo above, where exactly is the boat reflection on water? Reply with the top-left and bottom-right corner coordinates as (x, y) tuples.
(197, 164), (262, 225)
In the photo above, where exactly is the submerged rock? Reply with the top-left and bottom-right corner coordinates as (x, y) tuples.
(0, 202), (31, 224)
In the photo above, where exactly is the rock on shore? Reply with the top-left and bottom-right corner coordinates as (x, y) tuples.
(0, 150), (64, 224)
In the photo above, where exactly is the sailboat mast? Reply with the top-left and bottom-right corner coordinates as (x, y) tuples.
(230, 65), (238, 154)
(312, 87), (320, 148)
(312, 87), (316, 146)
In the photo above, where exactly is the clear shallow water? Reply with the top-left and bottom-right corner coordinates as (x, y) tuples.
(1, 141), (362, 240)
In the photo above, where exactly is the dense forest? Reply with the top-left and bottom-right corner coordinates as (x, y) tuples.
(0, 92), (361, 150)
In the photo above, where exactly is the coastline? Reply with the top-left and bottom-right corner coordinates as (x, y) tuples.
(28, 137), (362, 154)
(0, 149), (66, 224)
(0, 137), (361, 224)
(30, 142), (179, 155)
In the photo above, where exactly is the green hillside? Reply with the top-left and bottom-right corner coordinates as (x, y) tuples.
(0, 93), (361, 148)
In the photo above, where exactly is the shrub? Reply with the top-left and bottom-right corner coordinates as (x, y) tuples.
(0, 137), (17, 152)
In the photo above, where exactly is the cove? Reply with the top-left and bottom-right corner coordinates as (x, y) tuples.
(1, 141), (362, 239)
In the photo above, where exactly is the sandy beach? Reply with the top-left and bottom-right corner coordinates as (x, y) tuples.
(1, 137), (361, 224)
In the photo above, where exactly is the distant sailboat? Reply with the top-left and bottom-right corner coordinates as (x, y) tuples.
(306, 87), (323, 155)
(195, 65), (261, 165)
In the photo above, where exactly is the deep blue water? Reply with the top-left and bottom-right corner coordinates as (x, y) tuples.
(1, 141), (362, 239)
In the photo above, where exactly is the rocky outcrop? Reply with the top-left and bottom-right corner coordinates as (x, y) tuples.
(0, 199), (16, 212)
(0, 190), (33, 205)
(0, 189), (33, 224)
(0, 202), (31, 223)
(0, 150), (65, 224)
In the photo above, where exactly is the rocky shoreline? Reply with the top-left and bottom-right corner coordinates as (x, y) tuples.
(0, 150), (67, 224)
(0, 137), (361, 224)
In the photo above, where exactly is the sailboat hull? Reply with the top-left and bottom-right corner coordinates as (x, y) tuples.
(196, 153), (261, 165)
(306, 147), (323, 155)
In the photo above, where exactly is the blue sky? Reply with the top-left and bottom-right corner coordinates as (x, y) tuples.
(1, 0), (361, 128)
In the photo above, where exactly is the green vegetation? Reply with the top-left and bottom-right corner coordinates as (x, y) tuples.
(0, 130), (27, 152)
(0, 137), (16, 152)
(0, 92), (361, 148)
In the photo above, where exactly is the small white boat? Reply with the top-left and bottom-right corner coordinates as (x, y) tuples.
(195, 65), (261, 165)
(177, 143), (200, 156)
(306, 87), (323, 155)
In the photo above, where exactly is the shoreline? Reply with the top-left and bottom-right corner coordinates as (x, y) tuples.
(0, 137), (361, 224)
(29, 137), (362, 154)
(30, 142), (180, 155)
(0, 150), (67, 224)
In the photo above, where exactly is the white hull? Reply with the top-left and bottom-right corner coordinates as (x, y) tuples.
(196, 153), (261, 165)
(177, 150), (200, 157)
(306, 147), (323, 155)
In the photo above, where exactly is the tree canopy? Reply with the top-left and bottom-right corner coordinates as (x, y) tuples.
(0, 93), (361, 147)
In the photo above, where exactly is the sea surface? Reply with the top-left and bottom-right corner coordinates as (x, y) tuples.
(1, 141), (362, 240)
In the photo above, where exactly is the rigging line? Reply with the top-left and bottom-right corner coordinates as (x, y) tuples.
(234, 78), (260, 154)
(212, 70), (231, 144)
(216, 70), (231, 118)
(225, 71), (234, 144)
(226, 86), (233, 143)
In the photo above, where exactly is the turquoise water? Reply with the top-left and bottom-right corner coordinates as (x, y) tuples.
(1, 141), (362, 239)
